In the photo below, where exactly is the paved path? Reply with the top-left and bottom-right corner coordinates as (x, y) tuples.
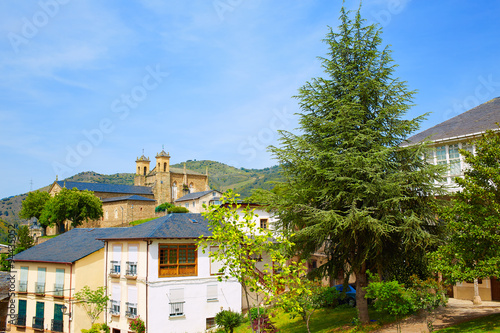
(373, 298), (500, 333)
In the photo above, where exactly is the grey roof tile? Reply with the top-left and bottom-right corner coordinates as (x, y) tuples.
(406, 97), (500, 145)
(175, 190), (220, 202)
(57, 181), (153, 195)
(99, 213), (212, 240)
(101, 195), (156, 203)
(12, 228), (122, 263)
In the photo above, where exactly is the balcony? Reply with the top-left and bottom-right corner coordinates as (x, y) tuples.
(32, 316), (44, 330)
(125, 302), (137, 319)
(53, 284), (64, 297)
(12, 314), (26, 326)
(18, 281), (27, 293)
(110, 300), (120, 316)
(51, 319), (63, 332)
(35, 282), (45, 295)
(110, 261), (121, 277)
(125, 262), (137, 279)
(169, 301), (185, 317)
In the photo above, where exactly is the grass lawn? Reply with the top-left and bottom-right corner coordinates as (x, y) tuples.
(128, 217), (156, 226)
(39, 235), (57, 239)
(234, 306), (395, 333)
(435, 313), (500, 332)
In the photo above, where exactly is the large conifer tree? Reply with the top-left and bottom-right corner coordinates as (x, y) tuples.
(253, 6), (445, 322)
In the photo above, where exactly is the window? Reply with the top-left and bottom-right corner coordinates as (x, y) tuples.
(206, 317), (216, 330)
(143, 166), (147, 176)
(448, 144), (461, 175)
(189, 183), (194, 193)
(114, 209), (118, 219)
(110, 284), (121, 315)
(105, 210), (108, 220)
(110, 245), (122, 275)
(126, 286), (138, 318)
(210, 246), (224, 275)
(185, 203), (189, 208)
(19, 266), (28, 293)
(16, 299), (26, 326)
(164, 162), (167, 172)
(159, 244), (197, 277)
(192, 202), (196, 208)
(207, 285), (218, 302)
(169, 288), (184, 317)
(54, 269), (64, 297)
(36, 267), (46, 295)
(260, 218), (268, 229)
(33, 301), (44, 329)
(52, 304), (64, 332)
(172, 182), (178, 200)
(126, 244), (138, 277)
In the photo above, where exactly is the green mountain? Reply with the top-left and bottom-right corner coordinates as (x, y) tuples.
(0, 161), (282, 225)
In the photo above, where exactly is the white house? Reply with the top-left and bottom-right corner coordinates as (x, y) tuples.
(174, 190), (223, 213)
(405, 96), (500, 301)
(98, 213), (241, 333)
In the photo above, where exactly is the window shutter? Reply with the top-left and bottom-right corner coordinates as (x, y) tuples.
(128, 286), (137, 304)
(20, 267), (28, 282)
(55, 269), (64, 285)
(18, 300), (27, 316)
(37, 267), (46, 284)
(113, 245), (122, 262)
(207, 285), (218, 301)
(128, 245), (138, 262)
(170, 288), (184, 303)
(112, 284), (121, 302)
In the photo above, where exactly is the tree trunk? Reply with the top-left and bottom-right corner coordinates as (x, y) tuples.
(473, 278), (482, 305)
(354, 265), (370, 324)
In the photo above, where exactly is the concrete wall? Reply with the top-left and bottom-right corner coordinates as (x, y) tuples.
(453, 279), (493, 301)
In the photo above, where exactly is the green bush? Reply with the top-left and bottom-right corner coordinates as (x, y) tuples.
(316, 286), (340, 308)
(215, 309), (243, 333)
(167, 206), (189, 213)
(81, 323), (109, 333)
(155, 202), (174, 213)
(249, 307), (266, 320)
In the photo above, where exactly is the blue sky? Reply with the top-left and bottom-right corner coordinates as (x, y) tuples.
(1, 0), (500, 198)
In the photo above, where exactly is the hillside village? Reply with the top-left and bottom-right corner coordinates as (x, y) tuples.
(3, 97), (500, 333)
(2, 3), (500, 333)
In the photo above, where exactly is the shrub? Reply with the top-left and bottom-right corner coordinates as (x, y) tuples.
(249, 307), (266, 320)
(129, 316), (145, 333)
(316, 286), (340, 308)
(81, 323), (109, 333)
(155, 202), (174, 213)
(215, 310), (243, 333)
(167, 206), (189, 214)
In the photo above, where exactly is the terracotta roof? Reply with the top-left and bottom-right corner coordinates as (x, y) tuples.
(406, 97), (500, 145)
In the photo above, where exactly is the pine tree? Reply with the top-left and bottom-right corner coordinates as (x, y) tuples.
(253, 6), (445, 323)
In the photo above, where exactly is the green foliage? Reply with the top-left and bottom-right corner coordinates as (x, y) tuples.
(249, 307), (266, 321)
(81, 323), (109, 333)
(436, 313), (500, 332)
(129, 217), (155, 226)
(365, 277), (447, 320)
(430, 129), (500, 287)
(155, 202), (174, 213)
(16, 225), (34, 253)
(40, 188), (103, 232)
(251, 5), (446, 324)
(129, 316), (145, 333)
(19, 191), (51, 221)
(215, 310), (243, 333)
(74, 286), (109, 325)
(167, 206), (189, 213)
(316, 286), (340, 308)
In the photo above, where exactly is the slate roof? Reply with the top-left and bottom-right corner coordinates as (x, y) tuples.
(101, 195), (156, 203)
(175, 190), (220, 202)
(98, 213), (212, 240)
(55, 181), (153, 195)
(12, 228), (121, 263)
(406, 97), (500, 145)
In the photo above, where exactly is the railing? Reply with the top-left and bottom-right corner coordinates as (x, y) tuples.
(18, 281), (27, 293)
(125, 302), (137, 318)
(126, 262), (137, 277)
(109, 300), (120, 315)
(13, 314), (26, 326)
(169, 301), (185, 317)
(32, 316), (44, 330)
(35, 282), (45, 295)
(110, 261), (121, 275)
(51, 319), (63, 332)
(54, 284), (64, 297)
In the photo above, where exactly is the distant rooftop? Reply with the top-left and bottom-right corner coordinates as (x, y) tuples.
(55, 181), (153, 195)
(12, 228), (121, 263)
(175, 190), (221, 202)
(406, 97), (500, 145)
(101, 195), (156, 203)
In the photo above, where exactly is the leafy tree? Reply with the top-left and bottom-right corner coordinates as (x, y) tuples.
(430, 129), (500, 304)
(16, 225), (34, 253)
(198, 190), (306, 333)
(251, 6), (445, 323)
(155, 202), (174, 213)
(19, 191), (51, 234)
(74, 286), (109, 325)
(40, 188), (103, 233)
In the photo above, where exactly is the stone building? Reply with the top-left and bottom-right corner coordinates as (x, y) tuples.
(44, 149), (210, 232)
